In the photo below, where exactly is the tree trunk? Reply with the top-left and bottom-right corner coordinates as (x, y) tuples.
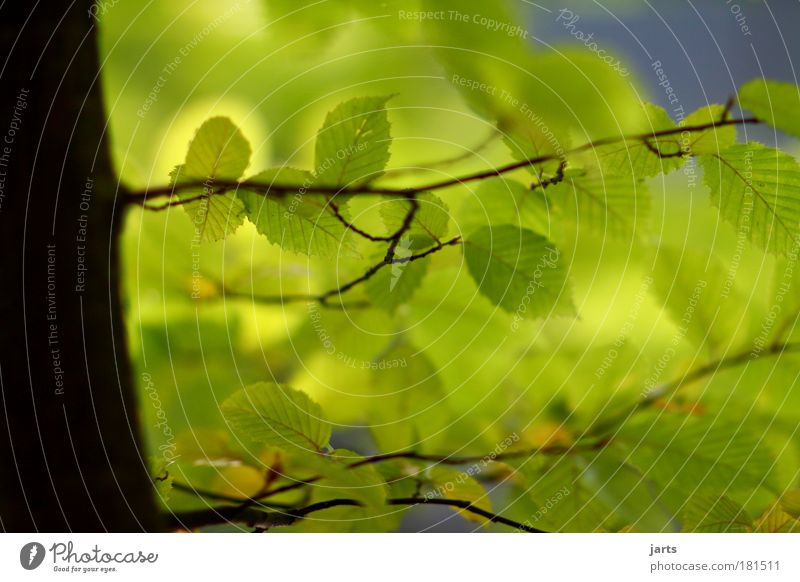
(0, 3), (159, 531)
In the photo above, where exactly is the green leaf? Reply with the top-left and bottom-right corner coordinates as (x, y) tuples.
(701, 143), (800, 256)
(184, 117), (251, 179)
(424, 466), (493, 525)
(365, 239), (429, 314)
(380, 193), (450, 243)
(314, 95), (393, 187)
(221, 382), (331, 452)
(514, 455), (610, 532)
(682, 104), (736, 154)
(577, 448), (680, 532)
(617, 411), (777, 496)
(593, 102), (684, 178)
(176, 117), (251, 242)
(464, 225), (573, 318)
(238, 168), (357, 257)
(545, 168), (650, 239)
(681, 495), (752, 532)
(739, 79), (800, 139)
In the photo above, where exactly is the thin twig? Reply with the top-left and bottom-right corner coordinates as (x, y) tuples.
(384, 197), (419, 261)
(328, 198), (397, 242)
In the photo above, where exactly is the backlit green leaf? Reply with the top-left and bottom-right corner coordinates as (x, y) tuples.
(175, 117), (251, 242)
(314, 95), (393, 187)
(502, 119), (570, 180)
(239, 167), (358, 257)
(754, 500), (800, 532)
(701, 143), (800, 256)
(464, 225), (573, 317)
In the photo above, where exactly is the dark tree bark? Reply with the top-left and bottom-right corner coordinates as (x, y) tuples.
(0, 3), (159, 530)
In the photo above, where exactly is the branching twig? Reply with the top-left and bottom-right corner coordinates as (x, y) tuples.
(383, 196), (419, 260)
(642, 137), (684, 159)
(327, 198), (397, 243)
(319, 234), (459, 304)
(215, 235), (461, 308)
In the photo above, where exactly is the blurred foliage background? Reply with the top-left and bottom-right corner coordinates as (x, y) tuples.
(99, 0), (800, 531)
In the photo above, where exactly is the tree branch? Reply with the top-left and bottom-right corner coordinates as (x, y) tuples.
(327, 199), (396, 242)
(126, 116), (761, 207)
(164, 496), (545, 533)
